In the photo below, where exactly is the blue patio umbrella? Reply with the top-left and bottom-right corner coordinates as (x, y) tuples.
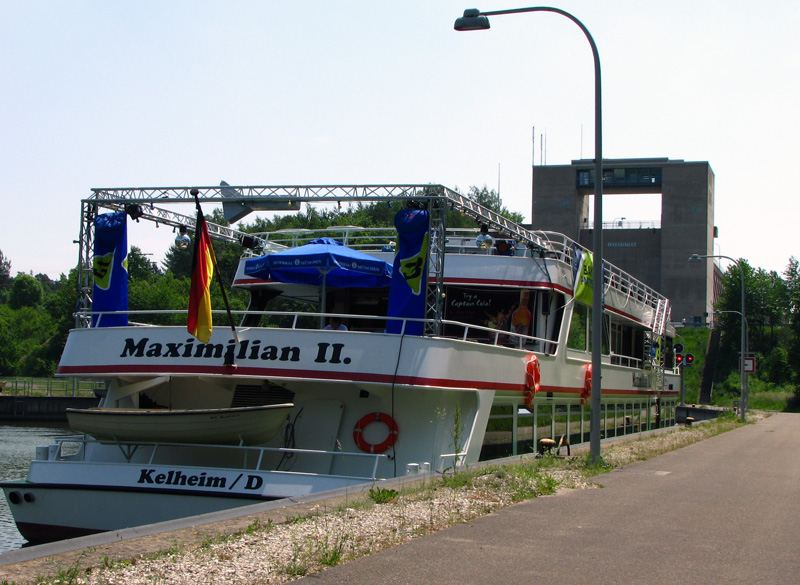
(244, 238), (393, 318)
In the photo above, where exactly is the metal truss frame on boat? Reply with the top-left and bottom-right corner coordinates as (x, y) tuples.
(77, 184), (670, 345)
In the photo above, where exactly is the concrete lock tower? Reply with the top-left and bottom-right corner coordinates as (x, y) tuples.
(531, 158), (719, 326)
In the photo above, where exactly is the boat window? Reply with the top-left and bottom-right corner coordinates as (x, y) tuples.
(443, 286), (532, 343)
(344, 289), (390, 331)
(241, 289), (282, 327)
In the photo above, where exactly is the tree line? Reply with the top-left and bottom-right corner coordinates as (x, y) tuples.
(712, 257), (800, 407)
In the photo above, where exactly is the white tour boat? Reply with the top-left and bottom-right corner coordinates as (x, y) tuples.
(1, 184), (680, 543)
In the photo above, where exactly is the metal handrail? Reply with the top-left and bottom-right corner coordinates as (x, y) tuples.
(52, 435), (388, 481)
(71, 309), (559, 352)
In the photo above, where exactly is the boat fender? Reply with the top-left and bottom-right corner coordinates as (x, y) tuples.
(524, 354), (541, 410)
(581, 364), (592, 405)
(353, 412), (399, 454)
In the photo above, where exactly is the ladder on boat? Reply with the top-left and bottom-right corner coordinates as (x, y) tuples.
(651, 298), (669, 337)
(643, 299), (670, 394)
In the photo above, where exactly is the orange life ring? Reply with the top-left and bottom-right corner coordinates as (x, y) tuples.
(353, 412), (398, 454)
(524, 354), (541, 410)
(580, 364), (592, 404)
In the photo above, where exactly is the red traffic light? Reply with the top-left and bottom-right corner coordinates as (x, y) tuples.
(675, 354), (684, 366)
(685, 353), (695, 366)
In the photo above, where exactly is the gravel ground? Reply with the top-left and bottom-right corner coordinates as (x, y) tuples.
(8, 415), (747, 585)
(65, 466), (591, 585)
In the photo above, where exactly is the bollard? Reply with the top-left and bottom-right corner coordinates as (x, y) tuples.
(538, 438), (557, 455)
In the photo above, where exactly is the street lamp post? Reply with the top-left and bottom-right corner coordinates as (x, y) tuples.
(454, 6), (605, 462)
(688, 253), (748, 420)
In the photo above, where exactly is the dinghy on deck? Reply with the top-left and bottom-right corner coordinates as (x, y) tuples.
(66, 404), (293, 445)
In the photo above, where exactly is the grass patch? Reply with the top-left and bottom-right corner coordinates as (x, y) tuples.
(748, 391), (792, 411)
(368, 486), (399, 504)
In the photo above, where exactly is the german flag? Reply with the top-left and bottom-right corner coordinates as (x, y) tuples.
(187, 208), (217, 343)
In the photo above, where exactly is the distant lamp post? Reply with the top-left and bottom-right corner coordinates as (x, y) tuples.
(688, 253), (747, 420)
(454, 5), (605, 463)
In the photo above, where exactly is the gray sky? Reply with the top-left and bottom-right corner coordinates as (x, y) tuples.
(1, 1), (797, 279)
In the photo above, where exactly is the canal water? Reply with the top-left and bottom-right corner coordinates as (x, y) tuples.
(0, 423), (69, 552)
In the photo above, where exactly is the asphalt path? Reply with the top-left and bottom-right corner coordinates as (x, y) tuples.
(299, 413), (800, 585)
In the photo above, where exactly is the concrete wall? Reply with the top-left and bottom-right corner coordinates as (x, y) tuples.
(531, 164), (585, 239)
(676, 405), (723, 424)
(579, 227), (663, 292)
(0, 396), (99, 422)
(660, 162), (716, 324)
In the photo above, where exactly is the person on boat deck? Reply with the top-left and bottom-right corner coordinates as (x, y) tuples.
(324, 317), (348, 330)
(511, 291), (532, 335)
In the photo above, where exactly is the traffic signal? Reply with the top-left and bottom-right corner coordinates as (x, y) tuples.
(675, 354), (684, 366)
(674, 343), (684, 354)
(685, 353), (695, 366)
(674, 342), (684, 367)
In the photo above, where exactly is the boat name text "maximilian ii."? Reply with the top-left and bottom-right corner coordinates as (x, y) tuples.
(119, 337), (353, 365)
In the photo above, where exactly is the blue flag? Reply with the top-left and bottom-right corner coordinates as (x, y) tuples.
(92, 212), (128, 327)
(387, 208), (429, 335)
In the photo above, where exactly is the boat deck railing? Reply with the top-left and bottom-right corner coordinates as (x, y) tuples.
(73, 309), (657, 371)
(48, 434), (389, 483)
(75, 309), (560, 353)
(610, 353), (643, 369)
(245, 226), (668, 314)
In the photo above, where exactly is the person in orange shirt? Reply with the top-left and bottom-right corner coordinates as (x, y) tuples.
(511, 291), (532, 335)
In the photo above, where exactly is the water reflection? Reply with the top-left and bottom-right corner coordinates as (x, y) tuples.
(0, 423), (69, 552)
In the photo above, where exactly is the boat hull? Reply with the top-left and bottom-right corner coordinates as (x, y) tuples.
(1, 455), (383, 544)
(1, 483), (276, 544)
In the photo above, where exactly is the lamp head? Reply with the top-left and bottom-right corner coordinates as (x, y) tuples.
(125, 204), (144, 221)
(688, 254), (703, 263)
(454, 9), (490, 31)
(175, 226), (191, 249)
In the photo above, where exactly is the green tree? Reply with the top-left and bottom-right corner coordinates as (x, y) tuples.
(128, 246), (162, 282)
(466, 185), (525, 224)
(129, 272), (190, 326)
(9, 272), (44, 310)
(35, 273), (58, 295)
(784, 257), (800, 393)
(0, 249), (11, 303)
(0, 304), (56, 375)
(713, 258), (797, 401)
(0, 305), (22, 374)
(31, 271), (82, 376)
(162, 243), (193, 278)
